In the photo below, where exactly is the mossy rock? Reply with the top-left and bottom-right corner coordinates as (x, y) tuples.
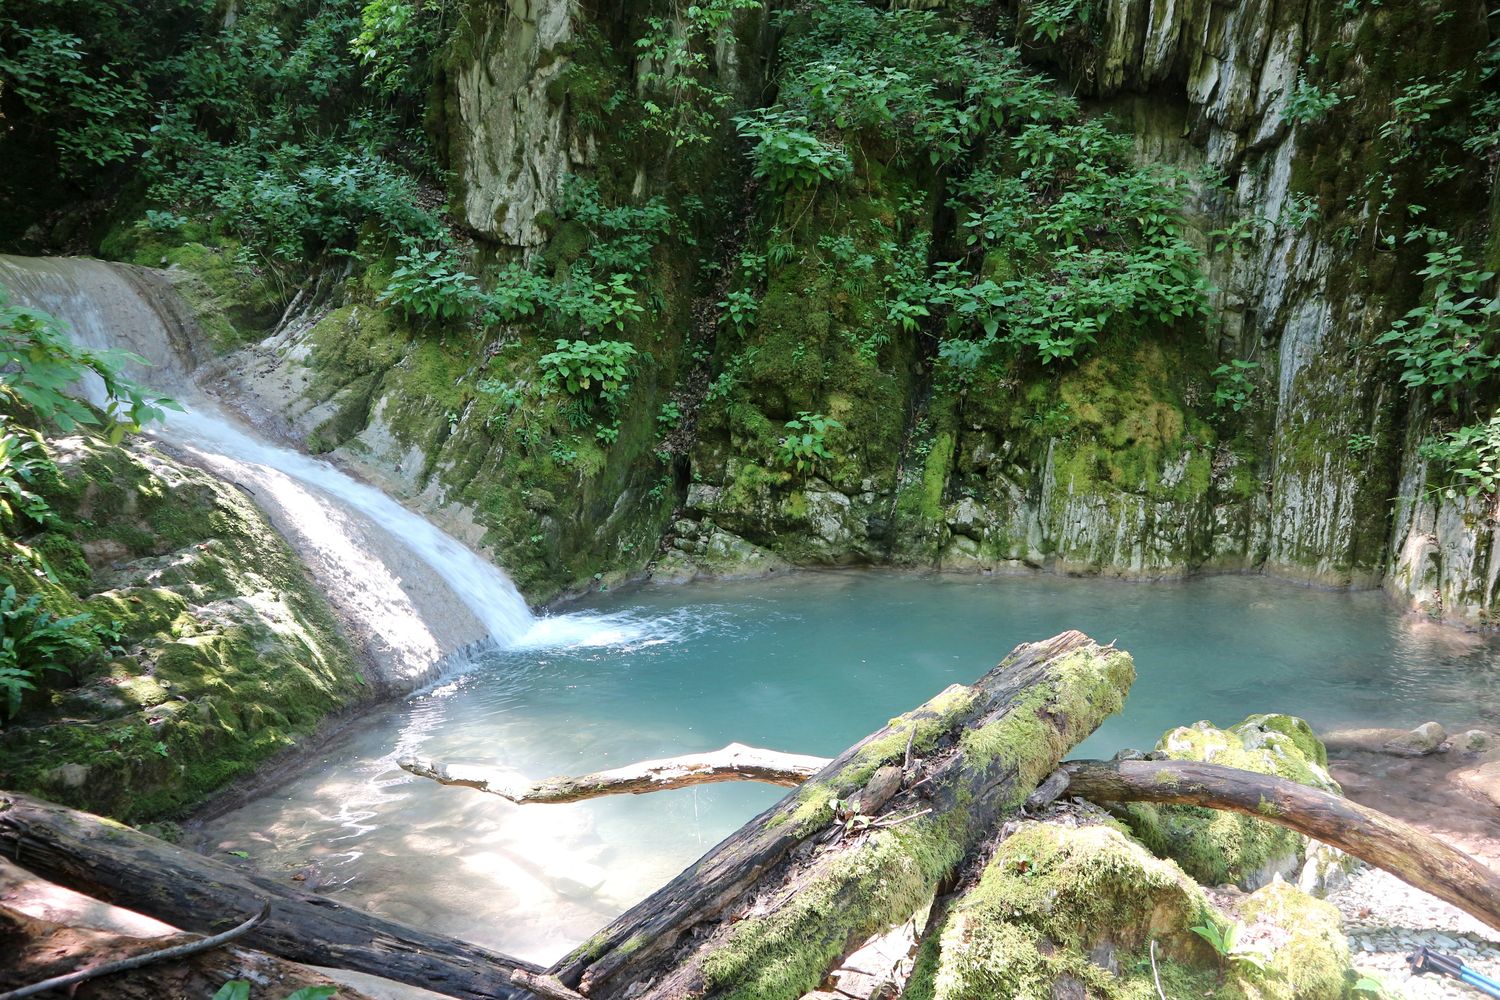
(905, 822), (1218, 1000)
(1119, 715), (1347, 890)
(0, 430), (363, 822)
(905, 820), (1360, 1000)
(1230, 879), (1358, 1000)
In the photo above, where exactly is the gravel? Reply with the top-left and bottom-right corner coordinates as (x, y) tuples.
(1331, 866), (1500, 998)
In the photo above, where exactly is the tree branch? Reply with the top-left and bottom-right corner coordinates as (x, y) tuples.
(398, 743), (832, 804)
(1063, 758), (1500, 934)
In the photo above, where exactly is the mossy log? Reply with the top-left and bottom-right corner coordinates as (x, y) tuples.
(1063, 758), (1500, 933)
(398, 742), (830, 803)
(551, 630), (1135, 1000)
(0, 791), (563, 1000)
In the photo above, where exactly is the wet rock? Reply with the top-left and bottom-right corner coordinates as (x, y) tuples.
(1446, 729), (1494, 756)
(1322, 727), (1409, 754)
(1382, 722), (1448, 758)
(1453, 761), (1500, 811)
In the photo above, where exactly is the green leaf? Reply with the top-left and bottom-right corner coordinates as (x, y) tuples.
(213, 982), (252, 1000)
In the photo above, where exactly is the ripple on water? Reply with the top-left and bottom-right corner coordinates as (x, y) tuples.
(200, 572), (1500, 966)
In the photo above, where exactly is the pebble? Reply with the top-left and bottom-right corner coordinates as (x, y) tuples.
(1331, 867), (1500, 998)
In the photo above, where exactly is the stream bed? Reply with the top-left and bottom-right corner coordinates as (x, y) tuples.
(199, 571), (1500, 965)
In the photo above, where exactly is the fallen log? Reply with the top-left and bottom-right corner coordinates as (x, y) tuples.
(1063, 758), (1500, 934)
(398, 742), (830, 803)
(0, 903), (371, 1000)
(0, 791), (558, 1000)
(551, 630), (1136, 1000)
(0, 900), (269, 1000)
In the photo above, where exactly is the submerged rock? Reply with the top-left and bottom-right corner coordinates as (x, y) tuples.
(1447, 729), (1494, 756)
(1453, 761), (1500, 811)
(1381, 722), (1448, 758)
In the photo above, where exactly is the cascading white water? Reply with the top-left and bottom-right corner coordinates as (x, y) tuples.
(0, 254), (536, 683)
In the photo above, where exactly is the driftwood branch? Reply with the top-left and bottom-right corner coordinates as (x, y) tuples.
(398, 742), (831, 804)
(0, 901), (270, 1000)
(1063, 758), (1500, 934)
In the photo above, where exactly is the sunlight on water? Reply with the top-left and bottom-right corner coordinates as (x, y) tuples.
(201, 572), (1500, 966)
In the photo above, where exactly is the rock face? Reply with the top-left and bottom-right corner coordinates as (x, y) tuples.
(448, 0), (579, 247)
(96, 0), (1500, 617)
(0, 432), (365, 822)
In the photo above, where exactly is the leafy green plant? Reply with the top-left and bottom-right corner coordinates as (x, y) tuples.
(1375, 241), (1499, 409)
(0, 292), (178, 438)
(0, 419), (58, 527)
(538, 339), (638, 397)
(0, 585), (93, 722)
(774, 411), (842, 473)
(379, 246), (480, 323)
(1024, 0), (1100, 43)
(1419, 413), (1500, 496)
(1286, 74), (1344, 124)
(718, 289), (759, 332)
(735, 109), (853, 189)
(656, 401), (683, 430)
(1211, 359), (1262, 413)
(635, 0), (762, 150)
(1190, 920), (1268, 972)
(1347, 432), (1377, 456)
(351, 0), (448, 97)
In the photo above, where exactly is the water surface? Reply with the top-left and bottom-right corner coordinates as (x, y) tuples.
(201, 572), (1500, 964)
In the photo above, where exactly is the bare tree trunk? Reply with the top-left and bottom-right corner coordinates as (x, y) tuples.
(1063, 758), (1500, 933)
(398, 743), (831, 803)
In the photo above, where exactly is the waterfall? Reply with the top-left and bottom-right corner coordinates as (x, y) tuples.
(0, 254), (535, 687)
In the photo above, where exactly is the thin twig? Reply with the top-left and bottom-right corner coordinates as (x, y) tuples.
(0, 901), (272, 1000)
(1150, 940), (1166, 1000)
(874, 808), (932, 830)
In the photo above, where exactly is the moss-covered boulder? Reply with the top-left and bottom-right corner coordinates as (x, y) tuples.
(1118, 715), (1352, 891)
(905, 820), (1360, 1000)
(0, 430), (364, 822)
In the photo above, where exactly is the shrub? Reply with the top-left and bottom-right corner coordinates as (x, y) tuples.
(379, 246), (480, 323)
(735, 109), (853, 189)
(1212, 358), (1262, 413)
(1285, 74), (1344, 124)
(1420, 413), (1500, 496)
(539, 339), (638, 396)
(775, 411), (842, 472)
(1375, 241), (1500, 409)
(0, 585), (93, 723)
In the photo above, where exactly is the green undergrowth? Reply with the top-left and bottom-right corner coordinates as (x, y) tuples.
(0, 429), (363, 821)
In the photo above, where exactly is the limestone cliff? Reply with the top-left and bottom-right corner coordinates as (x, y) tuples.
(75, 0), (1500, 625)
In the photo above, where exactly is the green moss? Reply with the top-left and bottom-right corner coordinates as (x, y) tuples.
(1233, 880), (1358, 1000)
(903, 823), (1222, 1000)
(0, 431), (363, 822)
(703, 820), (963, 1000)
(1120, 716), (1339, 887)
